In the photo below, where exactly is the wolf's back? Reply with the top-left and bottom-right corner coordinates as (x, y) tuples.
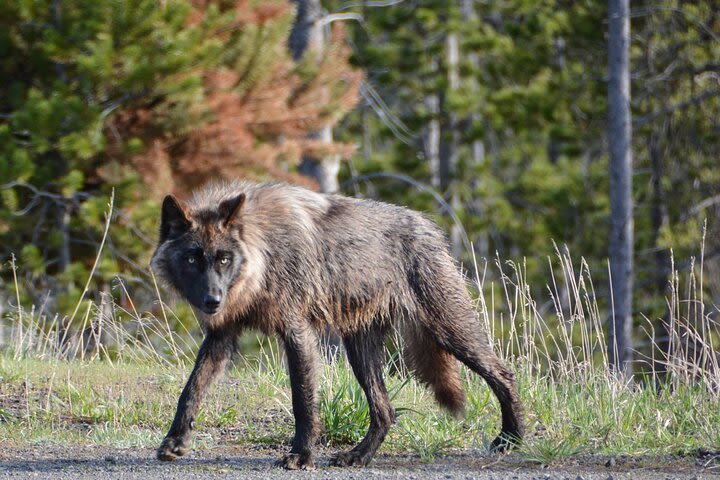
(187, 180), (471, 414)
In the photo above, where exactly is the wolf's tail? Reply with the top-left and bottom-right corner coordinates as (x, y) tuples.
(402, 323), (466, 416)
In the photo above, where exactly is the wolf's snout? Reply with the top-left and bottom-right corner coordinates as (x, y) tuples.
(203, 294), (222, 312)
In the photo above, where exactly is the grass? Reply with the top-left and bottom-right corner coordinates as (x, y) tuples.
(2, 218), (720, 465)
(2, 345), (719, 461)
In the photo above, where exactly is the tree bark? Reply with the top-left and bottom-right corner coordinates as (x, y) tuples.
(607, 0), (634, 377)
(289, 0), (340, 194)
(424, 57), (441, 190)
(289, 0), (323, 62)
(298, 128), (340, 193)
(441, 32), (462, 259)
(289, 0), (343, 357)
(649, 130), (671, 378)
(461, 0), (488, 260)
(0, 281), (4, 349)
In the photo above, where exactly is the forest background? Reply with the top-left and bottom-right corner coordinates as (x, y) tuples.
(0, 0), (718, 374)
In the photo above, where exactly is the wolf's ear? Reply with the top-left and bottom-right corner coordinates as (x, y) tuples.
(219, 193), (246, 228)
(160, 195), (191, 242)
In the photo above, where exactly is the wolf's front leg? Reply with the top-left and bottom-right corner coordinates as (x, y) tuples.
(277, 325), (320, 470)
(157, 332), (233, 461)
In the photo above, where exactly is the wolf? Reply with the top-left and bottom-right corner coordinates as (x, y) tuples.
(150, 180), (523, 469)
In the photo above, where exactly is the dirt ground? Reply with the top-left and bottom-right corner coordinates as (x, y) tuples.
(0, 444), (718, 479)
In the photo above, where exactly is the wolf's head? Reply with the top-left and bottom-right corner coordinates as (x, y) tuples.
(150, 193), (248, 316)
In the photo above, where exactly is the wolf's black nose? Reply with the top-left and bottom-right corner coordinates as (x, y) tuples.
(203, 295), (221, 311)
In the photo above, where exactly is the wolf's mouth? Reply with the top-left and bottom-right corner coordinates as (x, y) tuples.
(200, 305), (221, 315)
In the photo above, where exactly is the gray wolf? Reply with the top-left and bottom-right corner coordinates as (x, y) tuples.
(150, 180), (523, 469)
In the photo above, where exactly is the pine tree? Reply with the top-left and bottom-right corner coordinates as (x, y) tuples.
(0, 0), (360, 326)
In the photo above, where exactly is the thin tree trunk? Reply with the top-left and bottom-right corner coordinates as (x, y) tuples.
(57, 200), (74, 355)
(289, 0), (340, 194)
(362, 103), (371, 164)
(289, 0), (342, 357)
(649, 130), (671, 378)
(607, 0), (634, 377)
(441, 32), (462, 258)
(461, 0), (488, 260)
(425, 57), (441, 189)
(0, 282), (4, 349)
(298, 128), (340, 193)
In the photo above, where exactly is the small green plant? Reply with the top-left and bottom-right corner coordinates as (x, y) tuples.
(398, 414), (457, 462)
(320, 358), (412, 446)
(320, 360), (371, 445)
(519, 436), (584, 466)
(0, 407), (12, 422)
(215, 406), (239, 428)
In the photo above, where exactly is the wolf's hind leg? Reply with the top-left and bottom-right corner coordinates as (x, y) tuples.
(330, 324), (395, 467)
(429, 319), (524, 450)
(278, 324), (321, 470)
(157, 332), (233, 461)
(410, 257), (524, 451)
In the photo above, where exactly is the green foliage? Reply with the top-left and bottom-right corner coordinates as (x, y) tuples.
(2, 350), (720, 459)
(320, 365), (370, 445)
(519, 437), (584, 466)
(0, 0), (228, 323)
(334, 0), (720, 360)
(338, 0), (607, 273)
(0, 0), (356, 338)
(397, 414), (457, 463)
(319, 358), (410, 446)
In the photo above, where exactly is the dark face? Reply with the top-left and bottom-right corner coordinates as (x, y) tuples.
(165, 237), (244, 314)
(151, 193), (246, 316)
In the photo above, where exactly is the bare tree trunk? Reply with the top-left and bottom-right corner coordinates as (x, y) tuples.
(362, 103), (371, 164)
(649, 129), (671, 378)
(298, 128), (340, 193)
(0, 280), (5, 349)
(57, 200), (74, 355)
(290, 0), (340, 194)
(288, 0), (324, 62)
(441, 32), (462, 259)
(461, 0), (488, 260)
(424, 57), (441, 189)
(289, 0), (342, 357)
(607, 0), (634, 377)
(58, 203), (71, 274)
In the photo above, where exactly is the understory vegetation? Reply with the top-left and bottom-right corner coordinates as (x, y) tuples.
(2, 245), (719, 466)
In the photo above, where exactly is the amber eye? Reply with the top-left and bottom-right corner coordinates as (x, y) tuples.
(219, 257), (230, 265)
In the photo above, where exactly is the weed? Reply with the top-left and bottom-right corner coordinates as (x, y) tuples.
(320, 358), (412, 446)
(520, 436), (584, 466)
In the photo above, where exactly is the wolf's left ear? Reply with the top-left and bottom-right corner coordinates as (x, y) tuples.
(219, 193), (246, 228)
(160, 195), (191, 242)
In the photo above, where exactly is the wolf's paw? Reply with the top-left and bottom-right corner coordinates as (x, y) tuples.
(157, 436), (189, 461)
(329, 450), (372, 467)
(489, 432), (521, 453)
(276, 452), (315, 471)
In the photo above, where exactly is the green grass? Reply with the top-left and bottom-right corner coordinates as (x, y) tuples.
(2, 244), (720, 465)
(1, 347), (719, 462)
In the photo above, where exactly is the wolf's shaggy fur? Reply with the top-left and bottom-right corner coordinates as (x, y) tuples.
(151, 180), (523, 469)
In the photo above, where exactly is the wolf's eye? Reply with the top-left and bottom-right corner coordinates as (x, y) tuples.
(187, 256), (196, 264)
(219, 257), (230, 265)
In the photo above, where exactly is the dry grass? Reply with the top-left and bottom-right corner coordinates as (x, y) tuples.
(2, 206), (720, 463)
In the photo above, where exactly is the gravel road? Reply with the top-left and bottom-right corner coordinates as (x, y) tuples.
(0, 445), (717, 479)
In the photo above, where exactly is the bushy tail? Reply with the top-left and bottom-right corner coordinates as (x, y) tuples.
(403, 324), (466, 416)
